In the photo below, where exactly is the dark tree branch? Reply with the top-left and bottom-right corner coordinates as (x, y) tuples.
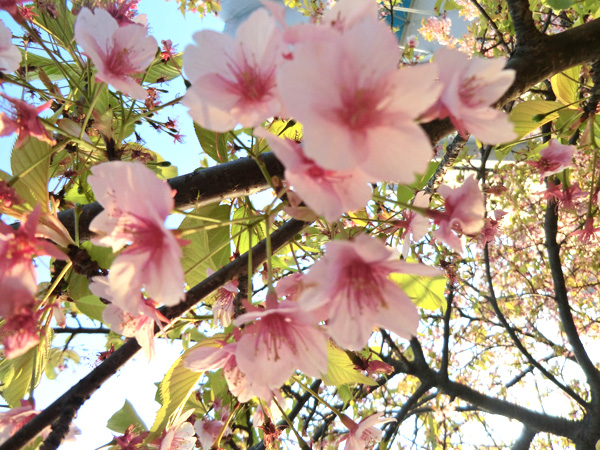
(425, 134), (468, 194)
(422, 17), (600, 144)
(512, 427), (537, 450)
(440, 287), (453, 382)
(483, 245), (587, 407)
(52, 327), (109, 334)
(544, 200), (600, 400)
(404, 338), (578, 439)
(0, 218), (308, 450)
(379, 382), (433, 448)
(505, 0), (540, 44)
(56, 152), (285, 241)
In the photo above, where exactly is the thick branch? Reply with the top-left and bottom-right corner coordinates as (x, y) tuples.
(0, 218), (308, 450)
(483, 245), (587, 407)
(407, 337), (577, 439)
(544, 200), (600, 399)
(422, 17), (600, 144)
(505, 0), (540, 44)
(57, 152), (284, 240)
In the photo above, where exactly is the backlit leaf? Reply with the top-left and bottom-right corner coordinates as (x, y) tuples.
(322, 342), (378, 387)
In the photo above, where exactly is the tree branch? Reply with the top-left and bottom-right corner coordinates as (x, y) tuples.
(483, 244), (587, 407)
(56, 152), (285, 240)
(469, 0), (511, 53)
(0, 218), (308, 450)
(505, 0), (540, 44)
(544, 200), (600, 400)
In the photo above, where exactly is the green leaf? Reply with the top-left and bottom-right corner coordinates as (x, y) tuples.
(45, 348), (80, 380)
(144, 54), (183, 84)
(550, 66), (581, 108)
(266, 119), (303, 142)
(32, 0), (75, 47)
(148, 344), (209, 440)
(107, 400), (148, 434)
(509, 100), (562, 139)
(322, 342), (378, 387)
(545, 0), (573, 10)
(231, 206), (267, 254)
(20, 52), (81, 82)
(10, 138), (53, 211)
(179, 204), (231, 286)
(0, 328), (52, 407)
(75, 295), (107, 322)
(194, 124), (231, 162)
(390, 273), (447, 311)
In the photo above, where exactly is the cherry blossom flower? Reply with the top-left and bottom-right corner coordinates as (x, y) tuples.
(195, 419), (230, 450)
(88, 161), (186, 314)
(0, 94), (54, 148)
(0, 0), (26, 16)
(182, 8), (284, 131)
(0, 207), (66, 318)
(258, 129), (372, 221)
(74, 7), (157, 100)
(277, 10), (440, 182)
(570, 216), (600, 244)
(298, 235), (440, 350)
(207, 268), (238, 327)
(527, 139), (575, 180)
(185, 342), (275, 402)
(430, 176), (485, 253)
(93, 276), (169, 361)
(156, 409), (196, 450)
(0, 181), (21, 209)
(479, 209), (506, 245)
(0, 402), (79, 444)
(397, 192), (430, 257)
(0, 20), (20, 73)
(425, 48), (516, 144)
(2, 308), (40, 359)
(0, 404), (38, 444)
(340, 413), (395, 450)
(233, 294), (329, 390)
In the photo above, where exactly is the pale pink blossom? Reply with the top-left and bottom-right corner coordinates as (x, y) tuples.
(92, 276), (169, 360)
(398, 192), (430, 257)
(0, 0), (26, 16)
(0, 404), (38, 444)
(277, 12), (440, 182)
(0, 94), (54, 148)
(419, 16), (457, 47)
(340, 413), (395, 450)
(298, 235), (440, 350)
(430, 176), (485, 253)
(2, 308), (39, 359)
(425, 48), (516, 144)
(0, 207), (66, 318)
(194, 419), (230, 450)
(158, 410), (196, 450)
(182, 8), (284, 131)
(527, 139), (575, 179)
(74, 8), (157, 100)
(207, 268), (238, 327)
(0, 20), (20, 73)
(0, 403), (79, 444)
(88, 161), (186, 314)
(257, 128), (372, 221)
(185, 343), (274, 402)
(233, 294), (329, 390)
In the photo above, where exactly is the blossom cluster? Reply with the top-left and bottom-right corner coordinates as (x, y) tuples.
(181, 0), (513, 224)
